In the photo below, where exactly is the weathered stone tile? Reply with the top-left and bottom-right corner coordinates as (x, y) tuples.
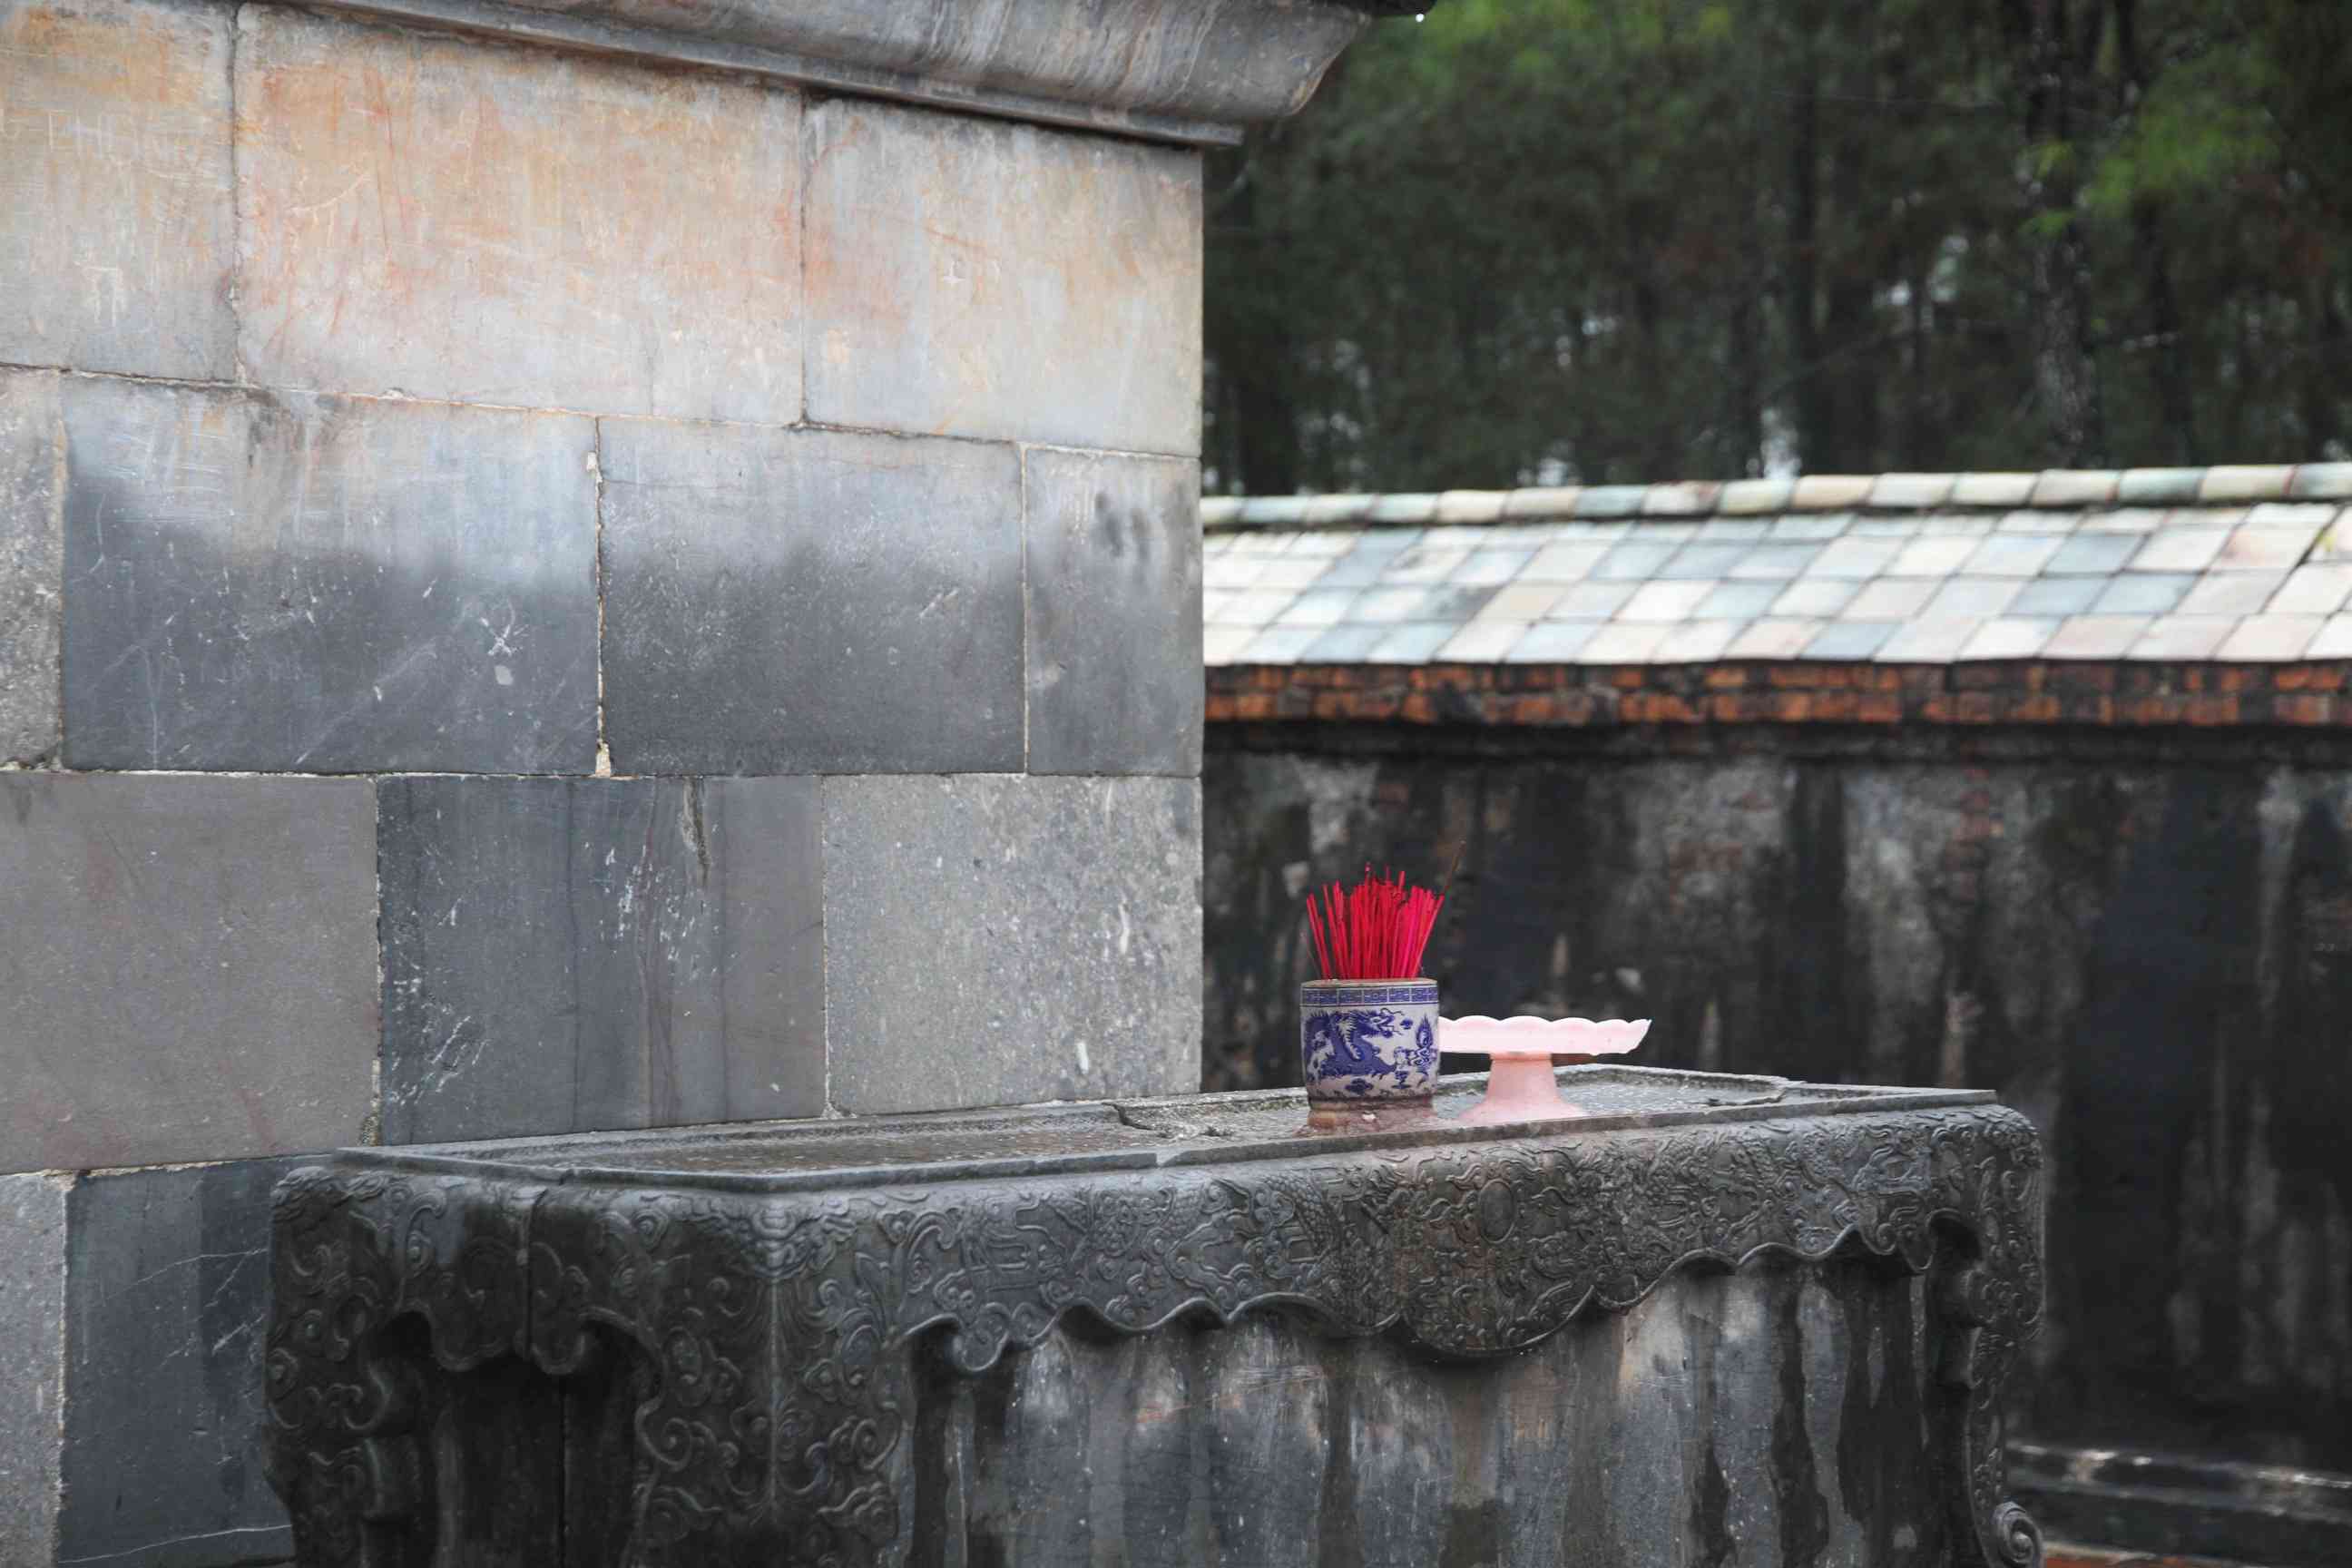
(824, 775), (1199, 1113)
(1238, 623), (1319, 662)
(2199, 465), (2295, 504)
(1876, 617), (1985, 662)
(1922, 576), (2023, 619)
(0, 369), (60, 764)
(2028, 470), (2120, 507)
(601, 419), (1022, 773)
(1960, 617), (2059, 660)
(1714, 477), (1791, 514)
(2046, 533), (2141, 575)
(2043, 614), (2151, 659)
(1617, 581), (1711, 622)
(1649, 620), (1740, 662)
(805, 99), (1200, 453)
(2216, 614), (2323, 662)
(1436, 619), (1526, 662)
(1272, 588), (1356, 628)
(1842, 579), (1938, 619)
(1475, 581), (1568, 623)
(1787, 475), (1872, 511)
(1505, 620), (1602, 662)
(1546, 582), (1637, 620)
(2126, 526), (2231, 573)
(1024, 451), (1200, 776)
(1948, 472), (2035, 507)
(2115, 467), (2204, 505)
(2092, 573), (2196, 615)
(1766, 578), (1857, 618)
(60, 378), (598, 771)
(1963, 534), (2066, 577)
(0, 774), (376, 1173)
(2009, 576), (2108, 618)
(0, 0), (235, 377)
(1212, 588), (1295, 628)
(1576, 622), (1670, 662)
(1801, 621), (1897, 660)
(1502, 485), (1583, 518)
(2270, 564), (2352, 615)
(0, 1173), (65, 1567)
(1867, 473), (1955, 509)
(236, 8), (803, 422)
(1805, 536), (1903, 579)
(2179, 572), (2288, 618)
(58, 1160), (292, 1568)
(2126, 616), (2234, 661)
(1366, 622), (1454, 662)
(1572, 485), (1647, 519)
(1201, 623), (1256, 664)
(1299, 623), (1392, 662)
(377, 776), (825, 1144)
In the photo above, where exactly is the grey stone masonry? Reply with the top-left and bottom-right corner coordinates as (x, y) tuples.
(824, 774), (1202, 1113)
(1024, 449), (1205, 776)
(377, 776), (826, 1144)
(0, 0), (237, 379)
(600, 420), (1024, 775)
(0, 368), (61, 766)
(235, 8), (806, 424)
(0, 0), (1368, 1549)
(803, 98), (1203, 455)
(58, 1161), (293, 1568)
(0, 1173), (66, 1568)
(60, 377), (600, 773)
(0, 774), (378, 1174)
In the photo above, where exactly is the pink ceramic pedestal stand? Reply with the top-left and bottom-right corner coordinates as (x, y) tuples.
(1441, 1017), (1651, 1125)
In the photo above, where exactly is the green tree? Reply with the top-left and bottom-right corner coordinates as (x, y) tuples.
(1202, 0), (2352, 491)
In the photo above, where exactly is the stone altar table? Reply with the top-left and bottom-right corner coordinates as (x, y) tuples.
(263, 1068), (2045, 1566)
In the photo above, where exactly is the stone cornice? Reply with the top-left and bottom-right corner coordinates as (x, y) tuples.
(299, 0), (1384, 145)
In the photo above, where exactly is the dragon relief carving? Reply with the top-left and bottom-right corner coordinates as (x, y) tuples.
(263, 1105), (2044, 1567)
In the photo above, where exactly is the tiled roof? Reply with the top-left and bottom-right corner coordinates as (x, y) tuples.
(1201, 466), (2352, 667)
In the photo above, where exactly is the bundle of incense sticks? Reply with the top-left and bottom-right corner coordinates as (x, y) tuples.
(1306, 865), (1447, 981)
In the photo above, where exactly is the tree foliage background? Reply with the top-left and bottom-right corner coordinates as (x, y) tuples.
(1202, 0), (2352, 493)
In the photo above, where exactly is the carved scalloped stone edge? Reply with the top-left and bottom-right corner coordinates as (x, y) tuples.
(299, 0), (1377, 147)
(264, 1105), (2046, 1568)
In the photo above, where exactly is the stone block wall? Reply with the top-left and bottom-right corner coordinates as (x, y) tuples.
(0, 0), (1293, 1553)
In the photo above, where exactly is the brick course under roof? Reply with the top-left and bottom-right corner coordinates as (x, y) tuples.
(1204, 467), (2352, 672)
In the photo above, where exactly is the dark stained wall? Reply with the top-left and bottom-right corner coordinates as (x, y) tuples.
(1203, 727), (2352, 1475)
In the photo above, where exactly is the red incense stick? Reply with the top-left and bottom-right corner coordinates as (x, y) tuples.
(1305, 863), (1450, 981)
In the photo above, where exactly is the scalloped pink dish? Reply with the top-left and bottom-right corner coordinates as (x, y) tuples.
(1440, 1016), (1651, 1124)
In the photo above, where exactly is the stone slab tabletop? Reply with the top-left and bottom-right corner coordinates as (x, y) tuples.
(328, 1064), (1999, 1189)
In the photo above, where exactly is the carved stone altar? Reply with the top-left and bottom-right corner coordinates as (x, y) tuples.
(262, 1067), (2045, 1566)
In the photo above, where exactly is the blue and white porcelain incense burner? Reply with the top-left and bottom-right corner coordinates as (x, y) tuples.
(1298, 978), (1440, 1124)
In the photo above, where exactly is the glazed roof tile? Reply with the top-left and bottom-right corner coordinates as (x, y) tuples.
(1200, 466), (2352, 666)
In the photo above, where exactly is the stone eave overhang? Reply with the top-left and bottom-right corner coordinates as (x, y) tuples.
(292, 0), (1387, 145)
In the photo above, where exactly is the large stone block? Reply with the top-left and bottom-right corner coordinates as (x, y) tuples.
(0, 0), (236, 378)
(60, 377), (599, 772)
(235, 8), (803, 422)
(805, 100), (1201, 453)
(0, 1173), (66, 1567)
(0, 774), (377, 1173)
(0, 369), (60, 765)
(823, 774), (1200, 1112)
(601, 420), (1023, 773)
(1024, 449), (1202, 775)
(377, 775), (827, 1142)
(57, 1161), (292, 1568)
